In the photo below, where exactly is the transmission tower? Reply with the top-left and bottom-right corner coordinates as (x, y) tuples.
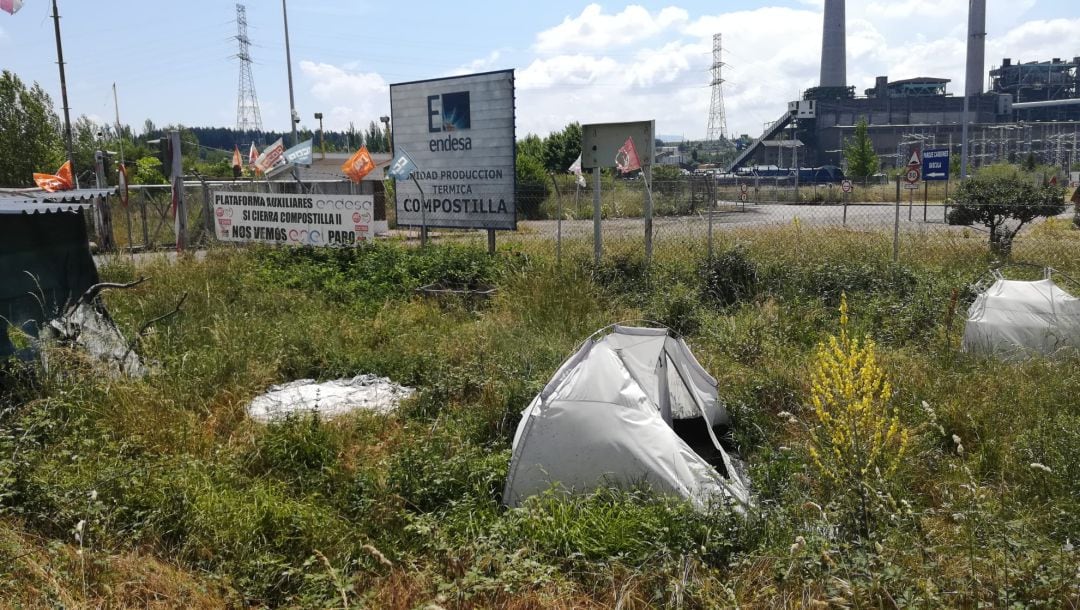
(706, 33), (728, 143)
(234, 3), (263, 137)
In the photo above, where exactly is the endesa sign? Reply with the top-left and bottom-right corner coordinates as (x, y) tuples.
(390, 69), (516, 230)
(212, 192), (375, 246)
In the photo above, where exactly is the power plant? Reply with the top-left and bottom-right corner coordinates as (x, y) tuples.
(728, 0), (1080, 173)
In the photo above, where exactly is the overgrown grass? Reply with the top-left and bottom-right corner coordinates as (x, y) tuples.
(2, 233), (1079, 607)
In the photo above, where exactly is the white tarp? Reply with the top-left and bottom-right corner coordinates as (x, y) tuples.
(504, 325), (750, 512)
(246, 374), (414, 422)
(962, 277), (1080, 359)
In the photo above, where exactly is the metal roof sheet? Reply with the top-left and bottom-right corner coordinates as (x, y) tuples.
(0, 188), (114, 214)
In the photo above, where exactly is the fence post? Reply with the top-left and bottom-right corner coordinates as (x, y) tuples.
(593, 167), (602, 264)
(202, 183), (214, 244)
(707, 180), (715, 261)
(893, 175), (901, 262)
(140, 189), (150, 249)
(550, 173), (563, 268)
(170, 131), (186, 253)
(923, 181), (928, 222)
(92, 151), (116, 252)
(644, 165), (653, 265)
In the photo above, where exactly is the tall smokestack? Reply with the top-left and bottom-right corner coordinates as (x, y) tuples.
(964, 0), (986, 95)
(819, 0), (846, 88)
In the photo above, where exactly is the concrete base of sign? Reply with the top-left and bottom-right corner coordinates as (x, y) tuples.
(246, 374), (415, 422)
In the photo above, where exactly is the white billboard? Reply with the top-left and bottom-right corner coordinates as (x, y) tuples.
(390, 70), (516, 230)
(212, 192), (375, 246)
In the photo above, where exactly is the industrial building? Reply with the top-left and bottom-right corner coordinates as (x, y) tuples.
(728, 0), (1080, 173)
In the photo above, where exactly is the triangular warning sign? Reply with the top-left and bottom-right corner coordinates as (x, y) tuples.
(908, 150), (921, 166)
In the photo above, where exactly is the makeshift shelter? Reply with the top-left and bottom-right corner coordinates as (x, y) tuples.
(504, 325), (751, 512)
(0, 189), (131, 361)
(962, 270), (1080, 359)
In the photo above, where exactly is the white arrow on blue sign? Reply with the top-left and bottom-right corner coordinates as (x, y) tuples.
(922, 148), (950, 182)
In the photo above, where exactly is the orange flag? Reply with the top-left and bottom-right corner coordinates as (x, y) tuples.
(342, 146), (376, 183)
(232, 145), (243, 169)
(33, 161), (74, 192)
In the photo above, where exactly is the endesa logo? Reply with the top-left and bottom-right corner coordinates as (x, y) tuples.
(428, 90), (472, 153)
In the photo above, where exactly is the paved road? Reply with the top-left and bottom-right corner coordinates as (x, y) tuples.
(518, 202), (964, 241)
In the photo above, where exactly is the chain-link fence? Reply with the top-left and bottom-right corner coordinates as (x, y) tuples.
(94, 176), (1080, 273)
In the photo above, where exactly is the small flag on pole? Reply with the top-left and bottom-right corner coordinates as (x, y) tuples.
(118, 163), (130, 206)
(568, 154), (582, 175)
(248, 142), (259, 173)
(614, 137), (641, 174)
(33, 161), (74, 192)
(387, 148), (418, 181)
(341, 146), (376, 183)
(1, 0), (24, 15)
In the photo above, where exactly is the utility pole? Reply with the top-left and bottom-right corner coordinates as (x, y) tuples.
(282, 0), (299, 146)
(314, 112), (325, 159)
(51, 0), (75, 182)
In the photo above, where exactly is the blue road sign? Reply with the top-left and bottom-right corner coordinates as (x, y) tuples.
(922, 148), (950, 181)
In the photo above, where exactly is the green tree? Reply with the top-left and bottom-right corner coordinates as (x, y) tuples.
(843, 118), (879, 180)
(517, 133), (543, 161)
(947, 164), (1067, 255)
(132, 156), (167, 185)
(0, 70), (63, 186)
(541, 122), (581, 173)
(516, 152), (550, 220)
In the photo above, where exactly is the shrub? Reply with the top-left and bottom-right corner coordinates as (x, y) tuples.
(946, 165), (1067, 256)
(699, 245), (758, 307)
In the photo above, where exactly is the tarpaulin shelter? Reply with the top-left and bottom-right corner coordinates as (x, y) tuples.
(504, 325), (751, 512)
(0, 189), (108, 359)
(962, 269), (1080, 359)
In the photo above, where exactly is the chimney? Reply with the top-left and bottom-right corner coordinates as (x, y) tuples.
(819, 0), (846, 88)
(964, 0), (986, 96)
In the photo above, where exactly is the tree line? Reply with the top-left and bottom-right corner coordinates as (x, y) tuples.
(0, 70), (392, 187)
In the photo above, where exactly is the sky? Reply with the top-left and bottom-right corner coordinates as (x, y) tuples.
(1, 0), (1077, 141)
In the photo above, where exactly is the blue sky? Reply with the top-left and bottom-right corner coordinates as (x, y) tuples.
(1, 0), (1077, 140)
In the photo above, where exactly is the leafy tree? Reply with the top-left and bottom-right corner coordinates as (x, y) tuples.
(517, 134), (543, 161)
(541, 122), (581, 173)
(132, 156), (167, 185)
(843, 118), (879, 180)
(516, 152), (550, 220)
(1022, 152), (1037, 172)
(0, 70), (63, 186)
(947, 164), (1067, 255)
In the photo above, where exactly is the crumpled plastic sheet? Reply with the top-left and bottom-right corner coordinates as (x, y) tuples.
(246, 374), (415, 422)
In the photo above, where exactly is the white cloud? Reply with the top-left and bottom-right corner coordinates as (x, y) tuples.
(449, 51), (503, 76)
(300, 61), (389, 131)
(295, 5), (1079, 141)
(534, 4), (688, 54)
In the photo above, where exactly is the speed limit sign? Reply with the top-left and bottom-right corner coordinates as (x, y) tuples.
(739, 192), (748, 202)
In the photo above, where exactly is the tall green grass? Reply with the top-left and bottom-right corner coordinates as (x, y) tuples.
(2, 233), (1079, 607)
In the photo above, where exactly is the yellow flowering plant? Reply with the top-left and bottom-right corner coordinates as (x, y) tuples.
(808, 293), (910, 533)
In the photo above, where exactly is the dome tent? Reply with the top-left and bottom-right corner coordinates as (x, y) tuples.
(962, 268), (1080, 359)
(503, 325), (751, 512)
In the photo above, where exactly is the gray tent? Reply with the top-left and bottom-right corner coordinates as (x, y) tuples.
(504, 325), (751, 512)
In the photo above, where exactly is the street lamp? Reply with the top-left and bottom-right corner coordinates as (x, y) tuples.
(314, 112), (325, 159)
(380, 115), (391, 154)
